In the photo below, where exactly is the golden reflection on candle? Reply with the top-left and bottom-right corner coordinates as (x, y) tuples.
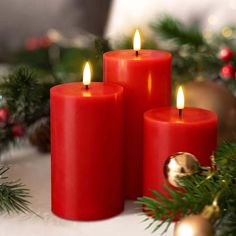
(83, 91), (91, 97)
(147, 73), (152, 97)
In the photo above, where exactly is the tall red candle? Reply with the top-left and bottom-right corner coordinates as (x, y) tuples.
(143, 106), (217, 198)
(104, 31), (172, 199)
(51, 64), (124, 220)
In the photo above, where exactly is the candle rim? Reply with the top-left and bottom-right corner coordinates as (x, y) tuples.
(103, 49), (172, 61)
(144, 107), (217, 125)
(50, 82), (124, 98)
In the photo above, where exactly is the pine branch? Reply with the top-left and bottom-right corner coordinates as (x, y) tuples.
(0, 67), (43, 123)
(151, 15), (205, 48)
(0, 165), (32, 214)
(216, 138), (236, 173)
(217, 212), (236, 236)
(137, 174), (217, 233)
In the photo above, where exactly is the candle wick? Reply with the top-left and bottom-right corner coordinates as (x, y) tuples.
(85, 85), (89, 90)
(178, 109), (182, 118)
(135, 50), (139, 56)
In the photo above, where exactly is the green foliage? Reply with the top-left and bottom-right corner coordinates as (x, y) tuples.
(151, 15), (205, 48)
(0, 67), (55, 124)
(0, 165), (31, 214)
(137, 138), (236, 235)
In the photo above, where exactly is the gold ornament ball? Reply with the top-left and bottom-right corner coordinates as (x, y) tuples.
(174, 214), (215, 236)
(184, 81), (236, 144)
(164, 152), (199, 187)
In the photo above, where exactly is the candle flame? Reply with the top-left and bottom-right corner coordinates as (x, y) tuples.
(177, 86), (185, 109)
(133, 29), (141, 51)
(83, 61), (91, 86)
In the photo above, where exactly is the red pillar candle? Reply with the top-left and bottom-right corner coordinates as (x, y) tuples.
(104, 30), (172, 199)
(143, 87), (217, 198)
(51, 62), (124, 220)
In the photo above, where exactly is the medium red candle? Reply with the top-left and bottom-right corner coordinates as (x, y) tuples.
(104, 30), (172, 199)
(143, 87), (217, 198)
(51, 62), (124, 220)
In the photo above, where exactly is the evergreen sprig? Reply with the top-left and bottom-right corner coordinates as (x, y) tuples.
(151, 15), (205, 48)
(0, 67), (50, 124)
(137, 138), (236, 235)
(0, 165), (31, 214)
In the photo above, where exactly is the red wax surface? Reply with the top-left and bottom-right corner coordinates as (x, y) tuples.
(50, 82), (124, 220)
(144, 107), (217, 198)
(104, 50), (172, 199)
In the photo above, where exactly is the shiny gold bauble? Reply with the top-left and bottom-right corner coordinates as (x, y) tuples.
(174, 214), (215, 236)
(184, 81), (236, 144)
(164, 152), (200, 187)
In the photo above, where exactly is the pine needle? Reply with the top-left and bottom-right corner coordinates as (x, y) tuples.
(0, 165), (32, 214)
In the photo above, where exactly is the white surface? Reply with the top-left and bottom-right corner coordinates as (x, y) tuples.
(0, 146), (174, 236)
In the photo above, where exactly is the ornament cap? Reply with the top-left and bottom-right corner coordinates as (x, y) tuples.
(201, 204), (220, 224)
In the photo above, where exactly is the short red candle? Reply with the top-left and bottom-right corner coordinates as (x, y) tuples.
(104, 50), (172, 199)
(143, 107), (217, 198)
(51, 82), (124, 220)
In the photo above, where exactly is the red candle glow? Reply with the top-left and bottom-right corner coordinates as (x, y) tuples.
(104, 30), (172, 199)
(143, 86), (217, 198)
(51, 62), (125, 220)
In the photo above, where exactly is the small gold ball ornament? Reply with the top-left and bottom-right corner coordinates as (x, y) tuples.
(174, 214), (214, 236)
(174, 203), (219, 236)
(164, 152), (200, 187)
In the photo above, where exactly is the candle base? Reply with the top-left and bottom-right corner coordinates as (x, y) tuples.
(51, 205), (124, 221)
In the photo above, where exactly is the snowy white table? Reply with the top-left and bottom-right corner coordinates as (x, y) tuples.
(0, 145), (174, 236)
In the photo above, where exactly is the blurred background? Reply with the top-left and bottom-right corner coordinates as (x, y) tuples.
(1, 0), (236, 49)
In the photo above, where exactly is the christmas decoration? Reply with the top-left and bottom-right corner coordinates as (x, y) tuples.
(184, 80), (236, 143)
(0, 12), (235, 231)
(174, 212), (215, 236)
(24, 37), (40, 51)
(11, 123), (25, 137)
(0, 107), (9, 124)
(174, 197), (220, 236)
(137, 138), (236, 236)
(39, 36), (52, 48)
(164, 152), (200, 187)
(218, 48), (234, 62)
(220, 64), (235, 80)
